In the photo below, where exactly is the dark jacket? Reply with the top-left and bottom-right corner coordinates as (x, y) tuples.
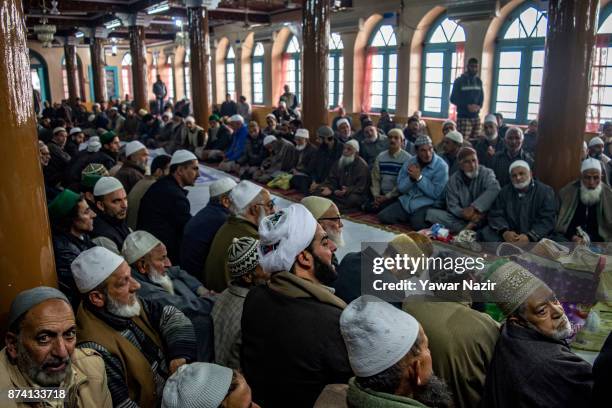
(207, 125), (233, 151)
(220, 101), (238, 117)
(180, 201), (231, 282)
(45, 141), (71, 187)
(53, 231), (95, 308)
(294, 144), (318, 173)
(67, 150), (99, 190)
(153, 80), (167, 98)
(64, 140), (80, 159)
(482, 322), (592, 408)
(92, 211), (131, 251)
(450, 73), (484, 118)
(137, 175), (192, 264)
(115, 162), (146, 194)
(87, 148), (117, 172)
(307, 140), (344, 183)
(490, 149), (535, 187)
(593, 332), (612, 408)
(242, 272), (352, 408)
(237, 133), (266, 167)
(474, 137), (506, 169)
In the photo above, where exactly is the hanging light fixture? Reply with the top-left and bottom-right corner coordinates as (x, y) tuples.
(33, 0), (56, 47)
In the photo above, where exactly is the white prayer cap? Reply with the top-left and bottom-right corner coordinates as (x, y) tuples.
(71, 246), (125, 293)
(581, 157), (602, 173)
(345, 139), (360, 153)
(301, 196), (334, 220)
(87, 138), (102, 152)
(257, 203), (318, 273)
(229, 114), (244, 123)
(70, 127), (82, 135)
(484, 114), (498, 125)
(295, 128), (309, 139)
(122, 230), (162, 265)
(170, 149), (197, 166)
(230, 180), (262, 211)
(588, 136), (605, 147)
(340, 295), (420, 377)
(94, 176), (124, 196)
(263, 135), (277, 146)
(125, 141), (147, 158)
(337, 118), (350, 128)
(185, 116), (196, 124)
(509, 160), (530, 173)
(161, 363), (232, 408)
(88, 114), (96, 122)
(266, 113), (276, 121)
(162, 111), (173, 119)
(442, 119), (456, 127)
(53, 127), (67, 134)
(444, 130), (463, 144)
(209, 178), (237, 197)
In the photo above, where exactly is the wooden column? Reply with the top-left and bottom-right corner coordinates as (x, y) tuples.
(535, 0), (599, 191)
(64, 40), (78, 104)
(0, 0), (56, 334)
(302, 0), (330, 138)
(188, 3), (211, 130)
(129, 25), (148, 111)
(90, 36), (106, 103)
(340, 31), (357, 113)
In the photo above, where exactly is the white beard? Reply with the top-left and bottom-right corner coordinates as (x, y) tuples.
(552, 315), (574, 340)
(580, 182), (602, 206)
(149, 266), (175, 295)
(485, 132), (498, 142)
(295, 143), (307, 151)
(327, 228), (345, 248)
(257, 206), (268, 225)
(339, 154), (355, 168)
(512, 178), (531, 190)
(464, 168), (479, 179)
(107, 294), (141, 318)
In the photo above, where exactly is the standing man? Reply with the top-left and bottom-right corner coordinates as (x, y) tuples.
(153, 75), (167, 115)
(450, 57), (484, 142)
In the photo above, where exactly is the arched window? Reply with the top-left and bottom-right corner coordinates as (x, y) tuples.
(369, 24), (397, 112)
(166, 54), (175, 100)
(30, 50), (50, 105)
(422, 16), (466, 118)
(284, 35), (301, 103)
(588, 5), (612, 129)
(329, 33), (344, 108)
(184, 50), (191, 100)
(252, 42), (264, 105)
(121, 53), (132, 98)
(62, 56), (82, 100)
(492, 3), (547, 124)
(225, 46), (236, 99)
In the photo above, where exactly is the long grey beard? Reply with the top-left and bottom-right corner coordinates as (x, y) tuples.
(327, 228), (345, 248)
(512, 178), (531, 190)
(107, 294), (141, 318)
(580, 182), (602, 206)
(339, 154), (355, 168)
(464, 169), (479, 179)
(150, 267), (175, 295)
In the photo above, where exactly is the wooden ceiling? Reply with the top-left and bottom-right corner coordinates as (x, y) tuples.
(25, 0), (304, 43)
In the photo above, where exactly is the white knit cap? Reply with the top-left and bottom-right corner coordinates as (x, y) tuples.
(484, 114), (498, 124)
(345, 139), (360, 153)
(88, 114), (96, 122)
(295, 128), (309, 139)
(442, 119), (456, 127)
(257, 203), (318, 273)
(53, 127), (67, 134)
(121, 230), (162, 265)
(301, 196), (334, 220)
(444, 130), (463, 144)
(581, 157), (602, 173)
(70, 127), (82, 135)
(94, 176), (124, 196)
(508, 160), (531, 173)
(340, 295), (419, 377)
(263, 135), (277, 146)
(161, 363), (232, 408)
(185, 116), (196, 124)
(337, 118), (350, 128)
(209, 178), (237, 197)
(71, 246), (125, 293)
(87, 137), (102, 153)
(229, 114), (244, 123)
(170, 149), (197, 166)
(125, 141), (146, 158)
(266, 113), (276, 120)
(229, 180), (262, 211)
(588, 136), (604, 147)
(162, 112), (173, 119)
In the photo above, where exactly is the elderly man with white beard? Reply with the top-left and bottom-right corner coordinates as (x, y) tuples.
(301, 196), (345, 268)
(115, 141), (149, 194)
(315, 140), (370, 211)
(555, 158), (612, 243)
(71, 247), (197, 408)
(482, 260), (593, 407)
(359, 124), (389, 166)
(426, 147), (501, 234)
(205, 181), (276, 292)
(122, 230), (215, 362)
(474, 114), (505, 168)
(481, 160), (557, 243)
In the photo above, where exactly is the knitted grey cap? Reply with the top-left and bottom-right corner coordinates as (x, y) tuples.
(227, 237), (259, 279)
(8, 286), (70, 329)
(414, 135), (433, 146)
(162, 363), (233, 408)
(317, 126), (334, 138)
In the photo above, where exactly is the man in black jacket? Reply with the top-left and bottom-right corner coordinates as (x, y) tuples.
(137, 150), (199, 264)
(91, 176), (131, 253)
(306, 126), (344, 194)
(450, 57), (484, 142)
(45, 127), (71, 187)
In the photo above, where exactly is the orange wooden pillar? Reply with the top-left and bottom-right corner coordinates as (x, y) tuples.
(535, 0), (599, 191)
(0, 0), (56, 332)
(64, 39), (79, 105)
(90, 35), (107, 103)
(187, 1), (211, 130)
(129, 24), (148, 111)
